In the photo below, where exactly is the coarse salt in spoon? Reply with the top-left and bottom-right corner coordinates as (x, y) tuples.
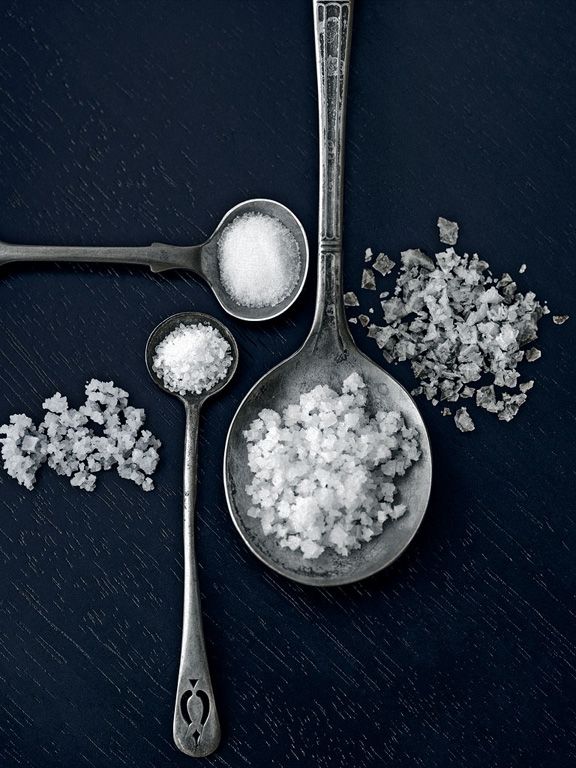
(224, 0), (432, 587)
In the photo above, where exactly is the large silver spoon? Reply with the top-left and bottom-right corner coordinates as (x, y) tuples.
(0, 198), (309, 322)
(224, 0), (432, 586)
(146, 311), (238, 757)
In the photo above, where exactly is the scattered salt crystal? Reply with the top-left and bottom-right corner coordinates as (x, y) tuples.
(525, 347), (541, 362)
(553, 315), (569, 325)
(0, 381), (161, 492)
(361, 235), (549, 429)
(455, 407), (475, 432)
(441, 407), (451, 416)
(372, 253), (395, 277)
(519, 264), (527, 274)
(344, 291), (359, 307)
(348, 317), (358, 324)
(217, 212), (300, 308)
(519, 380), (534, 393)
(364, 248), (373, 262)
(437, 217), (459, 246)
(361, 268), (376, 290)
(152, 322), (231, 396)
(400, 249), (434, 270)
(358, 314), (370, 327)
(243, 374), (421, 559)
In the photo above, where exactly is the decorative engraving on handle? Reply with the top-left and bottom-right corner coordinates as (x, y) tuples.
(315, 0), (352, 245)
(179, 679), (211, 748)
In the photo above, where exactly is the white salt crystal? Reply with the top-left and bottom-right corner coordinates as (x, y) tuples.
(361, 268), (376, 290)
(372, 253), (396, 277)
(152, 322), (232, 396)
(454, 407), (475, 433)
(344, 291), (359, 307)
(553, 315), (569, 325)
(217, 212), (300, 308)
(437, 217), (459, 246)
(519, 264), (527, 274)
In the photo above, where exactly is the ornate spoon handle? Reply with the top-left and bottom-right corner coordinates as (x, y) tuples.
(172, 400), (220, 757)
(311, 0), (354, 338)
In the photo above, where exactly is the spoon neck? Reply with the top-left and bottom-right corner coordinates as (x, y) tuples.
(309, 1), (354, 347)
(309, 241), (351, 347)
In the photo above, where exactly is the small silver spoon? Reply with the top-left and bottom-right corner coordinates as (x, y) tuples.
(146, 311), (238, 757)
(0, 199), (309, 322)
(224, 0), (432, 587)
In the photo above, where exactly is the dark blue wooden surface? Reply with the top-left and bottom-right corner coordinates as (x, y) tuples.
(1, 1), (575, 766)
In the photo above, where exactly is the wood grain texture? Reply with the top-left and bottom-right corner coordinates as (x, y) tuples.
(0, 1), (575, 766)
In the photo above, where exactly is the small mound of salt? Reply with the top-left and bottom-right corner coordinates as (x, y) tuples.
(217, 212), (300, 308)
(0, 380), (161, 492)
(152, 322), (232, 396)
(243, 373), (421, 560)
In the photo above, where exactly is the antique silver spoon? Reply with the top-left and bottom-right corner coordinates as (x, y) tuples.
(146, 311), (238, 757)
(0, 198), (309, 322)
(224, 0), (432, 586)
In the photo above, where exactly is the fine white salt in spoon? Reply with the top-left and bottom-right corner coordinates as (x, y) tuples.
(146, 311), (238, 757)
(224, 0), (432, 586)
(0, 198), (309, 322)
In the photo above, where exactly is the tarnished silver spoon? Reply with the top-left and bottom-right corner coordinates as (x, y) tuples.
(224, 0), (432, 587)
(146, 311), (238, 757)
(0, 198), (309, 322)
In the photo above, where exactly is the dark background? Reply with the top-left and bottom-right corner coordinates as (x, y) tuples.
(1, 1), (575, 766)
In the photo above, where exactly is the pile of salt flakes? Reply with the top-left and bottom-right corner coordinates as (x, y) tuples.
(345, 217), (568, 432)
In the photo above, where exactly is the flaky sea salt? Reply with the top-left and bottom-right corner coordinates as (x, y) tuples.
(437, 217), (459, 245)
(243, 373), (421, 559)
(372, 253), (396, 277)
(361, 268), (377, 290)
(152, 322), (231, 396)
(454, 407), (475, 432)
(355, 221), (554, 428)
(0, 380), (160, 492)
(217, 212), (300, 308)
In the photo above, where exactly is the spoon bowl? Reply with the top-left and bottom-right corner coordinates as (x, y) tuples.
(145, 311), (239, 402)
(199, 199), (309, 322)
(224, 333), (432, 588)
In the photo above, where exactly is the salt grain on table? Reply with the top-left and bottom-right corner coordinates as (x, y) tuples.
(372, 252), (395, 277)
(437, 216), (459, 246)
(361, 268), (376, 290)
(525, 347), (541, 362)
(455, 407), (475, 432)
(344, 291), (359, 307)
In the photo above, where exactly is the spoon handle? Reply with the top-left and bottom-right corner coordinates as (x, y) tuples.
(0, 240), (202, 274)
(173, 400), (221, 757)
(311, 0), (354, 338)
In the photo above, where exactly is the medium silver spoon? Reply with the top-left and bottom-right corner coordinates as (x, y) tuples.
(0, 198), (309, 322)
(224, 0), (432, 587)
(146, 311), (238, 757)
